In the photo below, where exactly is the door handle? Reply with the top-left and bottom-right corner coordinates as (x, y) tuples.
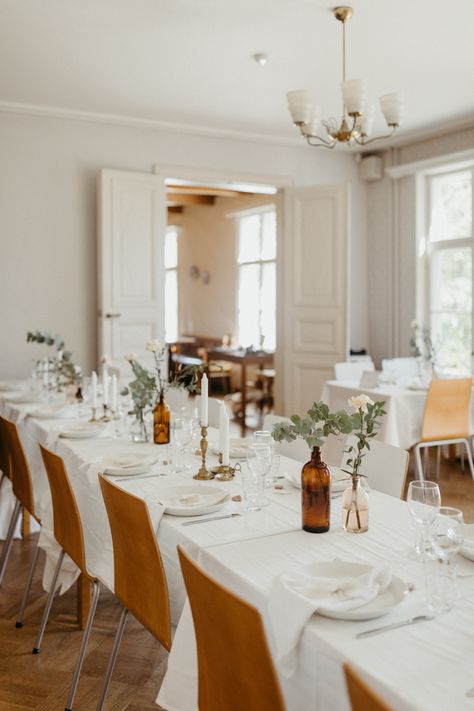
(105, 313), (121, 319)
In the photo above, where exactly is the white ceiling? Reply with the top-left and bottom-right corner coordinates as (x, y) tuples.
(0, 0), (473, 142)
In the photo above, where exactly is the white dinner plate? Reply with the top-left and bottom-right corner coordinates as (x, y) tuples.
(459, 523), (474, 561)
(104, 456), (159, 477)
(308, 560), (408, 621)
(211, 437), (252, 459)
(59, 423), (107, 439)
(5, 392), (42, 404)
(162, 485), (230, 516)
(29, 405), (76, 420)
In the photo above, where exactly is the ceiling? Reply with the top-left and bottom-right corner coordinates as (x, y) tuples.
(0, 0), (473, 142)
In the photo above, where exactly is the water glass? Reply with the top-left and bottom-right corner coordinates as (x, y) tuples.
(407, 480), (441, 560)
(241, 465), (265, 512)
(173, 416), (193, 469)
(246, 443), (271, 506)
(426, 507), (464, 613)
(254, 431), (278, 487)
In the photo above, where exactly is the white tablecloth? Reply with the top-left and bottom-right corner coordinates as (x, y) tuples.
(3, 385), (474, 710)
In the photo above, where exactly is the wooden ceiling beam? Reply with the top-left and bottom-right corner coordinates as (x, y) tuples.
(167, 194), (215, 207)
(166, 185), (244, 198)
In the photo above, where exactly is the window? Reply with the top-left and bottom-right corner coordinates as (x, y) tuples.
(425, 168), (473, 370)
(165, 226), (178, 343)
(236, 208), (276, 350)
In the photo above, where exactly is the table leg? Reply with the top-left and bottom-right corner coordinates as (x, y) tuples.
(77, 574), (91, 630)
(241, 363), (247, 436)
(21, 508), (30, 538)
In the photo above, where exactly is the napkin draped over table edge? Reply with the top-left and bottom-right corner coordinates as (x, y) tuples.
(267, 563), (391, 677)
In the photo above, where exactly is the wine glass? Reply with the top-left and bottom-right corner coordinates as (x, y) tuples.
(173, 416), (193, 469)
(245, 443), (272, 508)
(254, 431), (277, 487)
(428, 506), (464, 612)
(407, 481), (441, 560)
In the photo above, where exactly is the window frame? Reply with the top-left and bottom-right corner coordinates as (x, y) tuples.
(234, 205), (277, 350)
(422, 165), (474, 369)
(164, 224), (179, 343)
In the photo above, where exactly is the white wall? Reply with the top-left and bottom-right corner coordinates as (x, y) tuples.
(0, 111), (368, 378)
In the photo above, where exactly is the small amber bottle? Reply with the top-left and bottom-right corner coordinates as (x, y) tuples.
(153, 394), (170, 444)
(301, 446), (331, 533)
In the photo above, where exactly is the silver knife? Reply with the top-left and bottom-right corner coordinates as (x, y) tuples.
(112, 472), (162, 483)
(182, 513), (241, 527)
(356, 614), (433, 639)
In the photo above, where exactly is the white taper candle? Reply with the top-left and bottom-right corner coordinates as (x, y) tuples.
(91, 371), (98, 408)
(200, 374), (208, 427)
(222, 408), (230, 466)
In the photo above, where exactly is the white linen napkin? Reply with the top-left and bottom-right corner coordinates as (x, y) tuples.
(159, 490), (228, 510)
(268, 562), (391, 676)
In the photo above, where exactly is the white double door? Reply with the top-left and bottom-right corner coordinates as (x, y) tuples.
(98, 169), (348, 410)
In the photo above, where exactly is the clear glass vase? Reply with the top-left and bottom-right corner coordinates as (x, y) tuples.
(342, 475), (369, 533)
(129, 412), (150, 443)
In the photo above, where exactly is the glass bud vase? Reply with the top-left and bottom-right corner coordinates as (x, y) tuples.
(342, 475), (369, 533)
(130, 412), (150, 443)
(153, 394), (171, 444)
(301, 446), (331, 533)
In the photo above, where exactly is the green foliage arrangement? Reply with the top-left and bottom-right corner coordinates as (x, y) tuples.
(26, 330), (81, 386)
(271, 401), (354, 450)
(343, 395), (387, 478)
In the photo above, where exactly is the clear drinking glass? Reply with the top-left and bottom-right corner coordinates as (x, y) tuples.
(427, 507), (464, 613)
(241, 465), (265, 512)
(246, 443), (272, 507)
(254, 430), (277, 487)
(173, 416), (193, 469)
(407, 481), (441, 560)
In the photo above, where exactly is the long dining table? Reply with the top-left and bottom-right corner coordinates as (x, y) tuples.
(2, 384), (474, 710)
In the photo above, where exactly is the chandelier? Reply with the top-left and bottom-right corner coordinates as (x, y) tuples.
(286, 6), (403, 148)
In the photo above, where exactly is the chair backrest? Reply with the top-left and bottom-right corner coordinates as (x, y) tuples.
(39, 444), (88, 576)
(98, 474), (171, 651)
(194, 395), (223, 429)
(421, 377), (472, 442)
(178, 546), (285, 711)
(0, 416), (36, 519)
(0, 416), (11, 480)
(381, 357), (418, 379)
(341, 436), (409, 498)
(344, 664), (394, 711)
(335, 361), (375, 382)
(263, 414), (311, 463)
(165, 387), (190, 412)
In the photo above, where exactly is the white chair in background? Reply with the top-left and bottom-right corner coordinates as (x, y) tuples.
(262, 414), (311, 463)
(165, 388), (191, 412)
(334, 360), (375, 382)
(195, 395), (223, 429)
(381, 357), (419, 380)
(340, 435), (409, 498)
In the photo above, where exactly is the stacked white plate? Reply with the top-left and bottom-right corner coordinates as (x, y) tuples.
(59, 423), (107, 439)
(103, 455), (159, 476)
(5, 392), (42, 404)
(29, 403), (77, 420)
(160, 485), (230, 516)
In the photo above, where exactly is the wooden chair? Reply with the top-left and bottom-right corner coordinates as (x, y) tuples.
(177, 545), (285, 711)
(36, 445), (100, 711)
(0, 416), (41, 625)
(413, 378), (474, 481)
(341, 436), (409, 499)
(344, 664), (394, 711)
(97, 475), (171, 710)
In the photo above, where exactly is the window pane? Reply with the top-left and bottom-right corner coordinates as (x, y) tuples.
(429, 171), (472, 242)
(261, 262), (276, 350)
(431, 247), (472, 370)
(165, 269), (178, 343)
(261, 211), (277, 260)
(165, 228), (178, 269)
(238, 263), (260, 347)
(238, 215), (261, 263)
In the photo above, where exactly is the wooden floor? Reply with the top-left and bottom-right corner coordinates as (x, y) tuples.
(1, 449), (474, 710)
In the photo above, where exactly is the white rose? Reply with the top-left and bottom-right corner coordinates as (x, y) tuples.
(145, 339), (162, 352)
(125, 352), (136, 362)
(348, 394), (374, 412)
(411, 319), (420, 330)
(101, 354), (112, 366)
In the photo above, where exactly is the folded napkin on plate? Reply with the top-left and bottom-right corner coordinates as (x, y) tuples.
(29, 403), (77, 419)
(104, 455), (158, 469)
(268, 563), (391, 676)
(160, 490), (228, 509)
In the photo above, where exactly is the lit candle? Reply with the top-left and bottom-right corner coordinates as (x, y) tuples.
(102, 367), (109, 407)
(110, 373), (118, 412)
(219, 402), (226, 454)
(222, 408), (230, 466)
(91, 371), (98, 408)
(42, 358), (49, 388)
(200, 373), (208, 427)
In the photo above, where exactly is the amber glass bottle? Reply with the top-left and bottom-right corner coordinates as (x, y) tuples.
(301, 446), (331, 533)
(153, 394), (170, 444)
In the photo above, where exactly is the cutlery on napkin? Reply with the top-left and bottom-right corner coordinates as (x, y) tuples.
(268, 563), (391, 676)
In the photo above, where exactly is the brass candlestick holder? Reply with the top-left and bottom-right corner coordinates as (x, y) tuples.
(212, 453), (236, 482)
(89, 406), (98, 422)
(193, 425), (214, 480)
(101, 404), (111, 422)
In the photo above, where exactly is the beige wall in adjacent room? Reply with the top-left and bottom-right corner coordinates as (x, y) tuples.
(175, 194), (274, 340)
(366, 124), (474, 367)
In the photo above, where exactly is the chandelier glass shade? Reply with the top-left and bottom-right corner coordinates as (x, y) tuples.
(287, 6), (403, 148)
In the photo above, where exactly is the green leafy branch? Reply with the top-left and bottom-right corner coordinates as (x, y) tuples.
(343, 400), (386, 478)
(271, 401), (354, 450)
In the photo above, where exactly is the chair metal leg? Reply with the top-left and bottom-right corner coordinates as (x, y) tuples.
(423, 446), (430, 479)
(462, 439), (474, 482)
(16, 536), (41, 628)
(414, 444), (425, 481)
(96, 607), (129, 711)
(436, 446), (441, 481)
(32, 548), (65, 653)
(0, 500), (21, 585)
(65, 580), (100, 711)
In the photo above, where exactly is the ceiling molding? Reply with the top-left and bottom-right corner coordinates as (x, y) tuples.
(0, 100), (305, 148)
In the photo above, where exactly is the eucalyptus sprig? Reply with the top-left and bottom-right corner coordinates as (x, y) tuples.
(272, 401), (354, 450)
(27, 330), (80, 386)
(343, 395), (386, 478)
